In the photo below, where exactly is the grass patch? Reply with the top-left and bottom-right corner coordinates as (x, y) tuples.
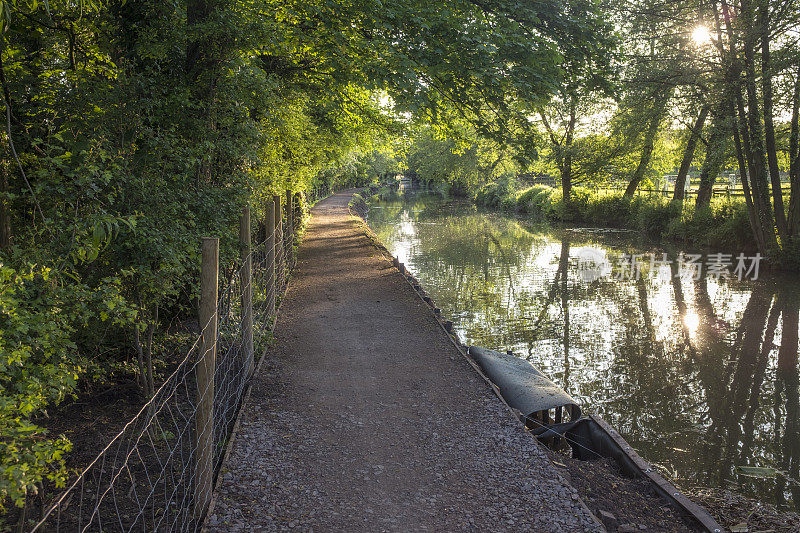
(474, 183), (758, 253)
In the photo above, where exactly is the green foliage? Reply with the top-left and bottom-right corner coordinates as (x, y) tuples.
(408, 125), (522, 196)
(315, 141), (403, 193)
(473, 183), (500, 207)
(0, 0), (406, 510)
(584, 192), (634, 226)
(500, 185), (523, 211)
(552, 187), (592, 222)
(516, 185), (554, 213)
(0, 264), (133, 509)
(630, 196), (679, 239)
(0, 0), (618, 512)
(664, 199), (753, 251)
(474, 176), (517, 208)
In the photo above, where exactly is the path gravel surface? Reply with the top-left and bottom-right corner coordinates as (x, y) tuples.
(205, 191), (604, 532)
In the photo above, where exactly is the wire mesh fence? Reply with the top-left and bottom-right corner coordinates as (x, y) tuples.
(27, 210), (297, 533)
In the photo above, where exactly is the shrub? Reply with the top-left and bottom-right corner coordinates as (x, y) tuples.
(777, 239), (800, 270)
(542, 190), (564, 220)
(516, 185), (551, 213)
(665, 199), (753, 251)
(709, 199), (752, 250)
(634, 196), (679, 239)
(474, 175), (518, 208)
(511, 186), (590, 221)
(477, 183), (763, 257)
(474, 182), (503, 207)
(584, 191), (632, 227)
(564, 187), (592, 221)
(527, 187), (557, 218)
(501, 190), (521, 211)
(0, 265), (133, 510)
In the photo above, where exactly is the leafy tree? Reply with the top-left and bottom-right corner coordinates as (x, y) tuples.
(0, 0), (623, 514)
(406, 123), (521, 195)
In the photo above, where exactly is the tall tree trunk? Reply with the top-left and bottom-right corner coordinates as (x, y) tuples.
(694, 114), (727, 209)
(561, 156), (572, 200)
(0, 131), (11, 249)
(721, 1), (776, 254)
(710, 1), (762, 242)
(561, 98), (576, 201)
(625, 91), (669, 197)
(674, 105), (709, 204)
(760, 1), (788, 241)
(732, 98), (764, 251)
(694, 40), (739, 211)
(740, 0), (778, 250)
(788, 65), (800, 238)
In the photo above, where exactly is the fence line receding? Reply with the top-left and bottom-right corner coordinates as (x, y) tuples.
(27, 198), (299, 533)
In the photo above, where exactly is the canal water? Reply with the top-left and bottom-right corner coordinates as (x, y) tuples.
(366, 190), (800, 511)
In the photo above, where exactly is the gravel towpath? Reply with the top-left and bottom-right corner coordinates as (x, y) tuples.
(205, 191), (603, 532)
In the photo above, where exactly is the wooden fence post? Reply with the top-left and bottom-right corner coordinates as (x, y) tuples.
(285, 190), (293, 263)
(194, 237), (218, 521)
(240, 206), (254, 375)
(294, 192), (302, 230)
(273, 195), (283, 290)
(265, 200), (276, 317)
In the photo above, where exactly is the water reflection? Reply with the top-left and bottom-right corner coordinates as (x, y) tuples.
(367, 191), (800, 511)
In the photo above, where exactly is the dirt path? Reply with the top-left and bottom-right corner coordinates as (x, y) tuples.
(205, 191), (603, 532)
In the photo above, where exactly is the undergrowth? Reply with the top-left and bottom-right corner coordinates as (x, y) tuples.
(474, 183), (757, 253)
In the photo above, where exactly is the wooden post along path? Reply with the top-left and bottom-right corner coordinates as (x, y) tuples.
(240, 206), (254, 376)
(273, 195), (283, 290)
(265, 200), (276, 317)
(285, 190), (294, 264)
(194, 237), (218, 521)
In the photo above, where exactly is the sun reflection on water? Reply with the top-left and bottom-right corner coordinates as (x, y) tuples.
(683, 310), (700, 338)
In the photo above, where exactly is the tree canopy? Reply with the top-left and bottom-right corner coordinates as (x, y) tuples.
(4, 0), (800, 515)
(0, 0), (615, 512)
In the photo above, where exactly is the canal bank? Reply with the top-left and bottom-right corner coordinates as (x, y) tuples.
(206, 190), (603, 531)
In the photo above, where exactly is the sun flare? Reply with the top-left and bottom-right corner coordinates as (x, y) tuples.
(692, 25), (712, 46)
(683, 311), (700, 338)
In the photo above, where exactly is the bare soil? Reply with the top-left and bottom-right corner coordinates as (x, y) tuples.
(15, 328), (199, 530)
(689, 487), (800, 533)
(554, 454), (701, 532)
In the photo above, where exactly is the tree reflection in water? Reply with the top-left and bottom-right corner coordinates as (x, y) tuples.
(368, 191), (800, 511)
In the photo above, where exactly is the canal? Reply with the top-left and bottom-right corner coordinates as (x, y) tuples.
(366, 189), (800, 512)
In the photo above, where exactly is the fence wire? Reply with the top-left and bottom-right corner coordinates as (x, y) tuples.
(28, 217), (297, 533)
